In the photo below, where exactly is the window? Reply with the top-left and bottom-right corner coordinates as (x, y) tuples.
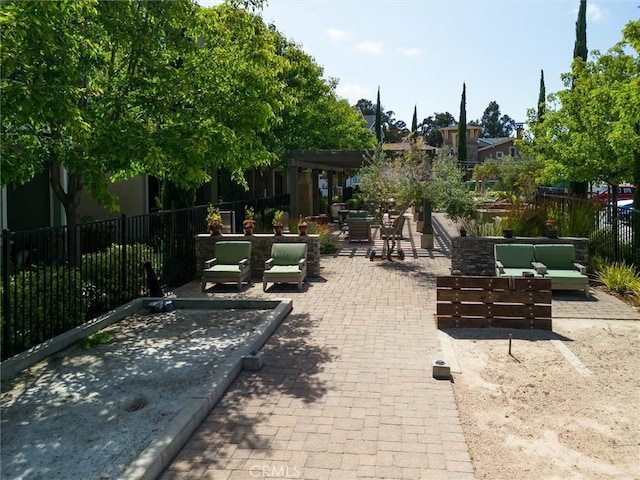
(496, 151), (504, 159)
(509, 146), (516, 156)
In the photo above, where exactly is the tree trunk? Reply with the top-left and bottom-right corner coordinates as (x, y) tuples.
(50, 162), (84, 266)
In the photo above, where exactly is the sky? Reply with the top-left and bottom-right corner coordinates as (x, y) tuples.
(202, 0), (638, 128)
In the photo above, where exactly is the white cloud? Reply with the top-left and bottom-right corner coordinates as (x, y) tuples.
(400, 47), (422, 57)
(353, 40), (386, 56)
(335, 83), (372, 103)
(586, 3), (606, 23)
(326, 27), (353, 42)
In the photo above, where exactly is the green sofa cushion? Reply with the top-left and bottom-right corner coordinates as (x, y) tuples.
(534, 244), (576, 269)
(499, 268), (543, 278)
(494, 244), (536, 269)
(544, 269), (588, 284)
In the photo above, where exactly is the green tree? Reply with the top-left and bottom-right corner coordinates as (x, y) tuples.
(355, 98), (376, 115)
(568, 0), (589, 197)
(457, 83), (467, 168)
(573, 0), (587, 62)
(358, 142), (429, 260)
(419, 112), (455, 147)
(524, 20), (639, 207)
(411, 105), (418, 132)
(264, 32), (373, 156)
(375, 87), (383, 143)
(479, 101), (516, 138)
(538, 70), (546, 123)
(2, 0), (281, 225)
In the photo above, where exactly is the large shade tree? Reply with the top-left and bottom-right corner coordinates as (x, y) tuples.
(1, 0), (373, 226)
(523, 20), (639, 208)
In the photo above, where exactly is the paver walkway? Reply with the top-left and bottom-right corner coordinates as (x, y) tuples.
(162, 213), (474, 479)
(161, 213), (639, 479)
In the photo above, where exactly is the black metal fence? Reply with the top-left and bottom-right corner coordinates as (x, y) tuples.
(1, 195), (289, 361)
(535, 194), (639, 266)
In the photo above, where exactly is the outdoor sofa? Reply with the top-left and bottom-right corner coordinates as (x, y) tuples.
(495, 243), (589, 296)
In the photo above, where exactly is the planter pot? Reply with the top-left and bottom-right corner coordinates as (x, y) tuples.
(209, 226), (223, 236)
(546, 230), (558, 239)
(273, 225), (284, 236)
(460, 229), (467, 237)
(298, 225), (308, 236)
(421, 233), (434, 249)
(243, 226), (254, 236)
(502, 229), (513, 238)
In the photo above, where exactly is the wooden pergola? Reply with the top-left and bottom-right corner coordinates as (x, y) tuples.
(285, 149), (372, 218)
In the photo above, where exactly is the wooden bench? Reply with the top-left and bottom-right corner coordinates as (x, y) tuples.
(436, 276), (552, 330)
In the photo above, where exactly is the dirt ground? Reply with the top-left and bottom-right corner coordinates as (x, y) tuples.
(1, 308), (266, 480)
(447, 316), (640, 480)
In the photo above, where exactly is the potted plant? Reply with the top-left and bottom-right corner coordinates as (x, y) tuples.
(206, 204), (223, 236)
(297, 215), (308, 236)
(272, 209), (284, 236)
(243, 206), (255, 236)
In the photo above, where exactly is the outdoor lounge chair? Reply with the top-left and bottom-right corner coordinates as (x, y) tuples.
(347, 210), (371, 242)
(201, 241), (252, 292)
(263, 243), (307, 291)
(533, 244), (589, 296)
(494, 243), (545, 278)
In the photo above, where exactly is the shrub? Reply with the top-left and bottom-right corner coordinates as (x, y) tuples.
(1, 265), (86, 355)
(317, 224), (338, 254)
(82, 243), (154, 312)
(596, 262), (640, 296)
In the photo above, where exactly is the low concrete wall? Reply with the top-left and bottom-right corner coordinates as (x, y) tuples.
(451, 236), (589, 276)
(195, 233), (321, 279)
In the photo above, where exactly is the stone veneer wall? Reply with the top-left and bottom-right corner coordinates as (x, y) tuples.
(195, 234), (321, 280)
(451, 236), (589, 276)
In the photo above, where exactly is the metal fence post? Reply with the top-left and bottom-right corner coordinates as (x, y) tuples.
(2, 229), (12, 358)
(121, 214), (127, 304)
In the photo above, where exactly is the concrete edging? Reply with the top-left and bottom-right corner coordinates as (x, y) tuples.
(120, 297), (293, 480)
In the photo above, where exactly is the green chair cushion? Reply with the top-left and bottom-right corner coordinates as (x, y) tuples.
(271, 243), (307, 266)
(263, 265), (303, 278)
(534, 244), (576, 269)
(214, 241), (252, 265)
(203, 264), (250, 277)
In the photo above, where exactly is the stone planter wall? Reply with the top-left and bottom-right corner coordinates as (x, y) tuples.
(451, 236), (589, 276)
(196, 234), (321, 279)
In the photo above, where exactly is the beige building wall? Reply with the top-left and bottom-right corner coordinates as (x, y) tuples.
(79, 176), (148, 220)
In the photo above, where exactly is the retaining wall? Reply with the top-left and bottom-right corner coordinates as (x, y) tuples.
(451, 236), (589, 276)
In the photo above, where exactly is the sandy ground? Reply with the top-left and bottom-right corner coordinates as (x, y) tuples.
(447, 316), (640, 480)
(1, 308), (267, 480)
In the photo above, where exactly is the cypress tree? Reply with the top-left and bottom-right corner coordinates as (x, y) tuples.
(457, 83), (467, 170)
(411, 105), (418, 133)
(375, 87), (383, 143)
(573, 0), (587, 61)
(569, 0), (589, 198)
(537, 69), (546, 123)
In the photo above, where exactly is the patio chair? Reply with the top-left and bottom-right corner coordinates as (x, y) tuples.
(263, 243), (307, 292)
(201, 241), (252, 292)
(347, 210), (371, 242)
